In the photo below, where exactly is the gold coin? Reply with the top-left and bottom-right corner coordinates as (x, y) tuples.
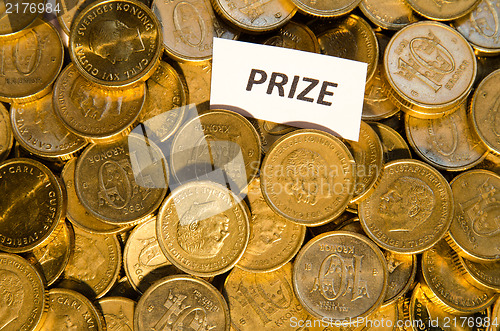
(409, 283), (490, 331)
(152, 0), (239, 61)
(69, 0), (162, 86)
(10, 93), (87, 160)
(53, 64), (146, 142)
(262, 21), (320, 52)
(447, 170), (500, 261)
(0, 19), (64, 103)
(317, 15), (378, 83)
(30, 222), (72, 286)
(474, 152), (500, 176)
(62, 157), (129, 234)
(63, 227), (121, 298)
(405, 104), (488, 171)
(124, 217), (180, 294)
(359, 159), (454, 254)
(0, 0), (43, 37)
(331, 218), (416, 306)
(98, 297), (136, 331)
(344, 121), (384, 204)
(308, 211), (358, 237)
(57, 0), (97, 35)
(139, 61), (188, 142)
(157, 181), (250, 277)
(224, 263), (317, 330)
(0, 253), (47, 331)
(421, 239), (496, 314)
(369, 122), (411, 163)
(75, 134), (168, 225)
(460, 256), (500, 292)
(177, 60), (211, 112)
(135, 275), (230, 330)
(170, 109), (261, 195)
(0, 103), (13, 162)
(353, 301), (401, 331)
(261, 129), (356, 226)
(359, 0), (418, 30)
(0, 158), (66, 253)
(407, 0), (480, 20)
(492, 296), (500, 331)
(454, 0), (500, 56)
(384, 21), (476, 117)
(210, 0), (296, 33)
(40, 288), (105, 330)
(237, 177), (306, 272)
(363, 64), (401, 121)
(293, 231), (388, 321)
(249, 119), (296, 154)
(291, 0), (360, 17)
(471, 68), (500, 155)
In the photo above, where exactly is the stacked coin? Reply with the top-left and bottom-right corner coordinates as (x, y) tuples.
(2, 0), (500, 330)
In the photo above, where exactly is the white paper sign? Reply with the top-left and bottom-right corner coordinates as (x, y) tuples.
(210, 38), (368, 142)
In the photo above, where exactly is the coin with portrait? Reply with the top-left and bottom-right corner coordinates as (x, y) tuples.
(157, 181), (250, 277)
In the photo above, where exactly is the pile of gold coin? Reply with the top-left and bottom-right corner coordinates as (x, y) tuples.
(2, 0), (500, 329)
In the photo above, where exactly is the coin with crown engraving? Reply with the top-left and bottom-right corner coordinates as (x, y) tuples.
(0, 253), (47, 331)
(40, 288), (105, 330)
(157, 181), (250, 277)
(293, 231), (387, 321)
(135, 275), (230, 331)
(69, 0), (162, 86)
(359, 159), (454, 254)
(98, 297), (135, 331)
(0, 158), (66, 253)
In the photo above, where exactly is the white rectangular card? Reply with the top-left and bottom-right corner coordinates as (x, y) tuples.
(210, 38), (368, 142)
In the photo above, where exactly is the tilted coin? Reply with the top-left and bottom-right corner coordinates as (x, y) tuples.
(69, 0), (163, 86)
(135, 275), (230, 330)
(407, 0), (480, 20)
(293, 231), (388, 321)
(0, 103), (13, 162)
(291, 0), (360, 17)
(40, 288), (105, 330)
(0, 158), (66, 253)
(157, 181), (250, 277)
(471, 68), (500, 155)
(57, 0), (96, 35)
(261, 129), (356, 226)
(317, 15), (378, 83)
(75, 135), (168, 225)
(384, 21), (476, 117)
(210, 0), (296, 33)
(124, 217), (181, 294)
(447, 170), (500, 261)
(0, 253), (47, 331)
(363, 64), (401, 121)
(30, 222), (72, 286)
(152, 0), (238, 61)
(0, 19), (64, 103)
(61, 158), (128, 234)
(139, 61), (188, 143)
(460, 256), (500, 292)
(177, 60), (211, 112)
(10, 93), (87, 160)
(237, 178), (306, 272)
(359, 159), (454, 254)
(359, 0), (418, 31)
(308, 211), (359, 237)
(475, 152), (500, 176)
(409, 283), (490, 331)
(369, 122), (411, 163)
(344, 121), (384, 204)
(454, 0), (500, 55)
(53, 64), (146, 142)
(405, 104), (488, 171)
(224, 263), (317, 330)
(249, 119), (296, 155)
(0, 0), (43, 36)
(63, 227), (121, 298)
(261, 21), (320, 52)
(98, 297), (136, 331)
(421, 239), (496, 314)
(170, 109), (261, 194)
